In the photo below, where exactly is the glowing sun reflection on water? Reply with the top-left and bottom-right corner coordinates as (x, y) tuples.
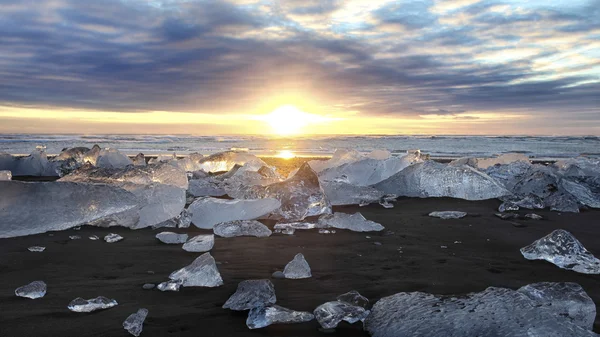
(277, 150), (295, 159)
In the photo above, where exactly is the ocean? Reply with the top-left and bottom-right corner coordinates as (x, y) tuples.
(1, 134), (599, 160)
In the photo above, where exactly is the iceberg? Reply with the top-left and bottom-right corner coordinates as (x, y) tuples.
(337, 290), (369, 308)
(318, 212), (384, 232)
(0, 181), (139, 238)
(364, 283), (598, 337)
(247, 305), (314, 329)
(313, 301), (370, 329)
(15, 281), (47, 299)
(123, 308), (148, 337)
(182, 234), (214, 252)
(68, 296), (118, 312)
(96, 148), (133, 169)
(104, 233), (124, 243)
(156, 232), (188, 244)
(223, 279), (277, 311)
(373, 161), (510, 201)
(168, 252), (223, 287)
(188, 197), (281, 229)
(428, 211), (467, 219)
(283, 253), (312, 279)
(0, 170), (11, 180)
(213, 220), (272, 238)
(520, 229), (600, 274)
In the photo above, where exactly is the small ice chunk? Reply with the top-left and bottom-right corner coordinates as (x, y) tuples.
(476, 153), (531, 169)
(182, 234), (214, 253)
(69, 235), (81, 240)
(274, 228), (295, 235)
(68, 296), (118, 312)
(337, 290), (369, 308)
(428, 211), (467, 219)
(213, 220), (272, 238)
(123, 308), (148, 337)
(525, 213), (543, 220)
(168, 252), (223, 287)
(274, 222), (318, 230)
(247, 305), (314, 329)
(89, 235), (99, 240)
(195, 151), (269, 173)
(272, 271), (285, 279)
(132, 153), (146, 166)
(105, 233), (123, 243)
(188, 197), (281, 229)
(157, 280), (182, 291)
(313, 301), (370, 329)
(142, 283), (155, 290)
(495, 213), (520, 220)
(498, 202), (519, 212)
(318, 229), (335, 234)
(521, 229), (600, 274)
(318, 212), (384, 232)
(15, 281), (47, 299)
(28, 246), (45, 252)
(156, 232), (188, 244)
(96, 148), (133, 169)
(0, 170), (11, 180)
(223, 279), (277, 311)
(283, 253), (312, 279)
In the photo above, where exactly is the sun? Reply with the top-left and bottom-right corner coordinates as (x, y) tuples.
(262, 105), (316, 135)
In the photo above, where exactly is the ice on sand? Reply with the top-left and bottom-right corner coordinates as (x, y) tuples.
(318, 212), (384, 232)
(168, 252), (223, 287)
(195, 151), (269, 173)
(156, 232), (189, 244)
(123, 308), (149, 337)
(157, 280), (182, 292)
(364, 283), (598, 337)
(28, 246), (45, 252)
(283, 253), (312, 279)
(0, 150), (56, 176)
(520, 229), (600, 274)
(223, 279), (277, 311)
(428, 211), (467, 219)
(68, 296), (118, 312)
(182, 234), (214, 252)
(15, 281), (47, 299)
(247, 305), (314, 329)
(321, 180), (386, 206)
(213, 220), (272, 238)
(105, 233), (124, 243)
(188, 197), (281, 229)
(0, 181), (139, 238)
(337, 290), (369, 308)
(0, 170), (11, 180)
(96, 148), (133, 169)
(313, 301), (370, 329)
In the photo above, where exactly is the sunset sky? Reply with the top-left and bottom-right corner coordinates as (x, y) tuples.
(1, 0), (599, 135)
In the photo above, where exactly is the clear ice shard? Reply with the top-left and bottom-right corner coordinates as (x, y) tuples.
(172, 153), (204, 172)
(0, 181), (139, 238)
(247, 305), (314, 329)
(321, 180), (386, 206)
(318, 212), (384, 232)
(96, 148), (133, 169)
(213, 220), (272, 238)
(68, 296), (118, 312)
(157, 280), (182, 291)
(123, 308), (148, 337)
(105, 233), (124, 243)
(28, 246), (45, 252)
(0, 170), (11, 180)
(525, 213), (543, 220)
(273, 222), (319, 230)
(308, 149), (365, 173)
(428, 211), (467, 219)
(313, 301), (370, 329)
(283, 253), (312, 279)
(520, 229), (600, 274)
(228, 163), (331, 221)
(182, 234), (214, 252)
(195, 151), (269, 173)
(188, 197), (281, 229)
(374, 161), (510, 200)
(155, 232), (189, 244)
(15, 281), (47, 299)
(223, 279), (277, 311)
(364, 283), (598, 337)
(132, 153), (146, 166)
(168, 252), (223, 287)
(187, 178), (227, 197)
(337, 290), (369, 308)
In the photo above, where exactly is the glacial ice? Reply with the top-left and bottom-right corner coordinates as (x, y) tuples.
(520, 229), (600, 274)
(0, 181), (139, 238)
(0, 170), (11, 180)
(428, 211), (467, 219)
(123, 308), (148, 337)
(313, 301), (370, 329)
(182, 234), (214, 252)
(96, 148), (133, 169)
(337, 290), (369, 308)
(168, 252), (223, 287)
(69, 235), (81, 240)
(142, 283), (155, 290)
(318, 212), (384, 232)
(213, 220), (272, 238)
(475, 153), (531, 170)
(157, 280), (182, 291)
(68, 296), (118, 312)
(188, 197), (281, 229)
(321, 180), (386, 206)
(275, 228), (295, 235)
(15, 281), (47, 299)
(525, 213), (543, 220)
(283, 253), (312, 279)
(308, 149), (365, 173)
(195, 151), (268, 173)
(273, 222), (319, 230)
(373, 161), (510, 200)
(364, 283), (598, 337)
(28, 246), (45, 252)
(104, 233), (124, 243)
(247, 305), (314, 329)
(132, 153), (146, 166)
(156, 232), (188, 244)
(187, 178), (227, 197)
(173, 153), (204, 172)
(0, 150), (57, 176)
(223, 279), (277, 311)
(148, 153), (176, 164)
(561, 178), (600, 209)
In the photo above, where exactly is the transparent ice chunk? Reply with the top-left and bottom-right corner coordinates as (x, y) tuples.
(283, 253), (312, 279)
(182, 234), (214, 252)
(313, 301), (370, 329)
(156, 232), (188, 244)
(96, 148), (133, 169)
(337, 290), (369, 308)
(318, 212), (384, 232)
(213, 220), (272, 238)
(28, 246), (45, 252)
(188, 197), (281, 229)
(15, 281), (47, 299)
(428, 211), (467, 219)
(168, 252), (223, 287)
(223, 279), (277, 311)
(68, 296), (118, 312)
(247, 305), (314, 329)
(104, 233), (124, 243)
(157, 279), (182, 292)
(123, 308), (148, 337)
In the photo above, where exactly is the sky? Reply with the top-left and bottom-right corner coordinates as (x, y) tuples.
(0, 0), (599, 135)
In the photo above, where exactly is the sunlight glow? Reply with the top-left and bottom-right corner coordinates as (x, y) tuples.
(260, 105), (328, 135)
(277, 150), (295, 159)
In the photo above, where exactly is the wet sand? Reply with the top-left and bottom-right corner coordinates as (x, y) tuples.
(2, 159), (600, 336)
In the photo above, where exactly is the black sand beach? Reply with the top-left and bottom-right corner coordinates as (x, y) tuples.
(2, 158), (600, 336)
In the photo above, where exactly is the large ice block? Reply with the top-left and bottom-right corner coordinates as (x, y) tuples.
(168, 252), (223, 287)
(318, 212), (384, 232)
(374, 161), (510, 200)
(0, 150), (54, 176)
(0, 181), (139, 238)
(521, 229), (600, 274)
(223, 279), (277, 311)
(213, 220), (272, 238)
(247, 305), (314, 329)
(188, 197), (281, 229)
(96, 148), (133, 169)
